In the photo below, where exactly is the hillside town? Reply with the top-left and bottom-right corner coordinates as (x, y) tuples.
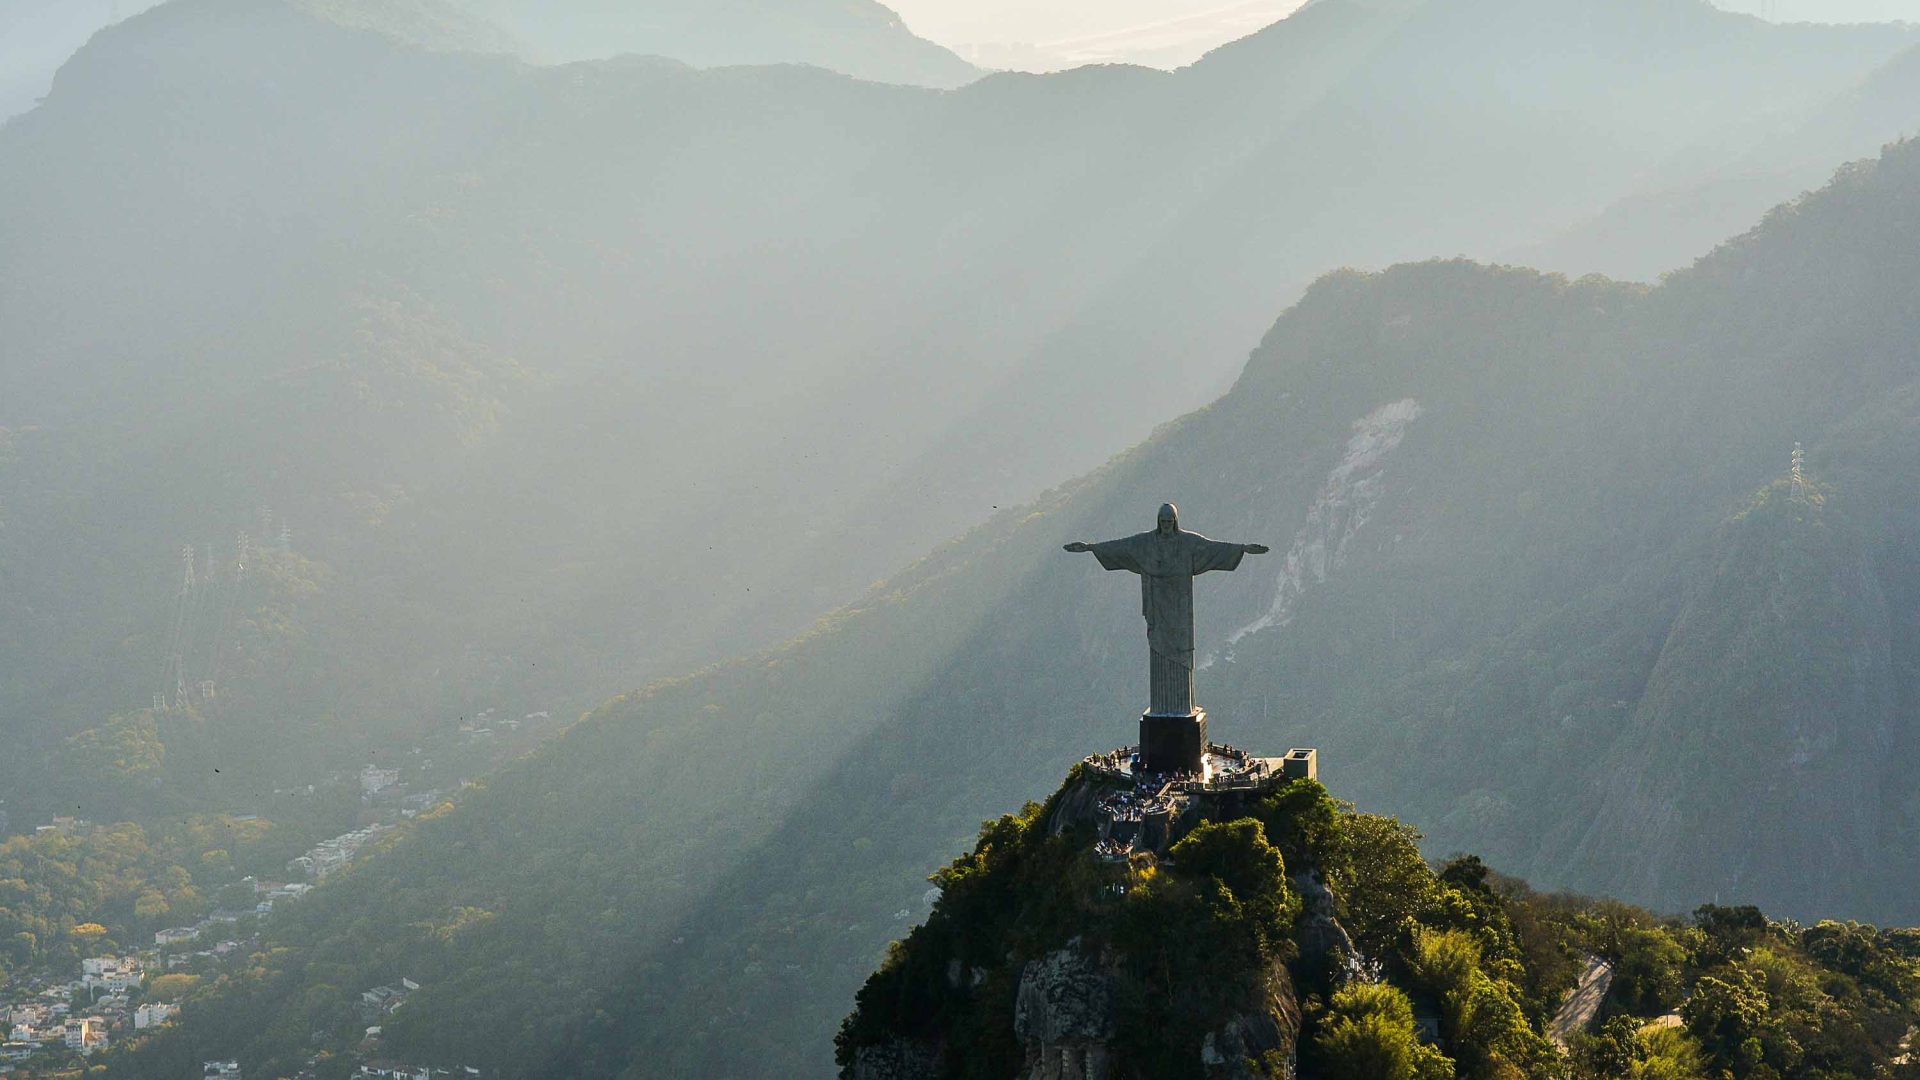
(0, 895), (484, 1079)
(3, 950), (167, 1070)
(0, 740), (530, 1079)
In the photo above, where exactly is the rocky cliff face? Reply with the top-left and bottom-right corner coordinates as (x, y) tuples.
(1199, 962), (1302, 1080)
(1014, 943), (1118, 1080)
(849, 937), (1300, 1080)
(1007, 939), (1299, 1080)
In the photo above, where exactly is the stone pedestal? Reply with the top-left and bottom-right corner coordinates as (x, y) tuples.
(1139, 709), (1207, 775)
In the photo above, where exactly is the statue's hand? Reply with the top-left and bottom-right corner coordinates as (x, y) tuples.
(1063, 542), (1092, 553)
(1243, 544), (1272, 555)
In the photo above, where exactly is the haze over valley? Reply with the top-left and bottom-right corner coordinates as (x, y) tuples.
(5, 1), (1920, 1078)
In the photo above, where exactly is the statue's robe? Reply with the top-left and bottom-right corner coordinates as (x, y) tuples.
(1086, 528), (1248, 716)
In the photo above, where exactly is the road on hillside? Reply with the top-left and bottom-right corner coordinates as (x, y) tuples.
(1551, 955), (1615, 1047)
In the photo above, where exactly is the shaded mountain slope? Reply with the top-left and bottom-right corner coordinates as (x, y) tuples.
(111, 139), (1920, 1078)
(1571, 482), (1896, 914)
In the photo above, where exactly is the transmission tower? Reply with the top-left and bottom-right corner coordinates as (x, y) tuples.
(1791, 442), (1806, 494)
(168, 545), (198, 708)
(204, 531), (254, 695)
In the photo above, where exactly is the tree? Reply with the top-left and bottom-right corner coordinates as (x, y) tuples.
(1330, 815), (1440, 960)
(8, 930), (36, 966)
(1633, 1028), (1710, 1080)
(1609, 927), (1689, 1014)
(146, 974), (199, 1002)
(1167, 819), (1296, 946)
(1170, 820), (1286, 902)
(1252, 779), (1342, 868)
(1571, 1014), (1643, 1078)
(1439, 855), (1494, 894)
(1409, 926), (1483, 1026)
(1692, 904), (1768, 966)
(1683, 969), (1769, 1070)
(1314, 982), (1453, 1080)
(133, 891), (171, 921)
(1409, 926), (1555, 1079)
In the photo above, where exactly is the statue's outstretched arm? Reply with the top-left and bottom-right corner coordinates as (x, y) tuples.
(1242, 543), (1271, 555)
(1064, 542), (1092, 553)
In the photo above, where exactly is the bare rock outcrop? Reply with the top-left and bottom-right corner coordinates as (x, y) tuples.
(1292, 868), (1359, 980)
(1201, 961), (1302, 1080)
(1015, 941), (1117, 1080)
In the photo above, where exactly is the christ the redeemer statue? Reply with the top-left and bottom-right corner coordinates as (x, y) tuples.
(1065, 503), (1269, 718)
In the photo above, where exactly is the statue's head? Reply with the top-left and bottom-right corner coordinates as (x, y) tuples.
(1157, 503), (1179, 536)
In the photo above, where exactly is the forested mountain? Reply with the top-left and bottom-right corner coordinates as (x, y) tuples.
(104, 137), (1920, 1078)
(6, 0), (1918, 831)
(0, 0), (516, 121)
(451, 0), (978, 87)
(839, 774), (1920, 1080)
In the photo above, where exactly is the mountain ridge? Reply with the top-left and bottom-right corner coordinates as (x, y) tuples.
(104, 137), (1920, 1078)
(451, 0), (978, 88)
(16, 0), (1920, 831)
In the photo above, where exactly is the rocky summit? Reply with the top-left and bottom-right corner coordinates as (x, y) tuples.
(837, 766), (1920, 1080)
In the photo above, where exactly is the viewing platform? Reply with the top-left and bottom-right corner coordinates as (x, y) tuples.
(1081, 743), (1317, 790)
(1071, 743), (1320, 861)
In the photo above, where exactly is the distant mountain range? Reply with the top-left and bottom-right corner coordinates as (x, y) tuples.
(5, 0), (1920, 826)
(451, 0), (977, 87)
(0, 0), (974, 123)
(108, 130), (1920, 1076)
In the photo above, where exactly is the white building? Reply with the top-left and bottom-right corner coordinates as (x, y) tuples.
(291, 825), (392, 880)
(7, 1022), (49, 1046)
(134, 1002), (177, 1030)
(62, 1017), (105, 1054)
(81, 956), (142, 993)
(156, 926), (200, 946)
(361, 765), (401, 795)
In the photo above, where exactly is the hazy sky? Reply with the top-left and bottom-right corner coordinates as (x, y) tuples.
(886, 0), (1308, 68)
(888, 0), (1920, 69)
(888, 0), (1299, 46)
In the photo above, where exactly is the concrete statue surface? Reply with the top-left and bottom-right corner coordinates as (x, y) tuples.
(1064, 503), (1269, 718)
